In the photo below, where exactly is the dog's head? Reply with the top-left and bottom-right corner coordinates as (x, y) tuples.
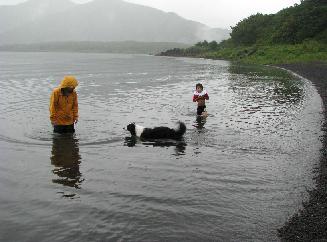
(126, 123), (136, 136)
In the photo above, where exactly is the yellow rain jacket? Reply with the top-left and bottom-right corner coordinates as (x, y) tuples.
(49, 76), (79, 125)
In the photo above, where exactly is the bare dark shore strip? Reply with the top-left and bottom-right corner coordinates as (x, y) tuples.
(276, 62), (327, 241)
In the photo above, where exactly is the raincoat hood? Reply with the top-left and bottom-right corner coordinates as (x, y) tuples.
(60, 76), (79, 88)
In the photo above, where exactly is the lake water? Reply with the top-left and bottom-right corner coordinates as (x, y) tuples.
(0, 52), (324, 241)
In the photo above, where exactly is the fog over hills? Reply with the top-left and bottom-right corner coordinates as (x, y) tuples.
(0, 0), (230, 45)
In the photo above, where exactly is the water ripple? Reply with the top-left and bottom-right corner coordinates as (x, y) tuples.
(0, 52), (323, 241)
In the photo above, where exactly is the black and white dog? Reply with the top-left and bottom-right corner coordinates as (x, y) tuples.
(126, 122), (186, 140)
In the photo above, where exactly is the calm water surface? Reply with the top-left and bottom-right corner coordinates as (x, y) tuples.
(0, 52), (324, 241)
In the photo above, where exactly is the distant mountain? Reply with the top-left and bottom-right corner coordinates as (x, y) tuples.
(0, 0), (230, 45)
(0, 0), (75, 34)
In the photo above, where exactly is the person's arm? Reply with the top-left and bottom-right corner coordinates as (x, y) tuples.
(72, 91), (79, 123)
(203, 92), (209, 100)
(49, 91), (58, 125)
(193, 94), (199, 102)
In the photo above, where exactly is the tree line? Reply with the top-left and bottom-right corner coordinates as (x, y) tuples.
(158, 0), (327, 57)
(230, 0), (326, 45)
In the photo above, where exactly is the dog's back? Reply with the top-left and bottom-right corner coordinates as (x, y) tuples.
(141, 122), (186, 139)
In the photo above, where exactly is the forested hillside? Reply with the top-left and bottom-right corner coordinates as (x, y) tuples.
(158, 0), (327, 64)
(230, 0), (326, 45)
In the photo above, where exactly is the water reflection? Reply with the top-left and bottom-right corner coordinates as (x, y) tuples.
(124, 136), (187, 156)
(144, 140), (187, 156)
(124, 136), (137, 147)
(194, 116), (207, 130)
(190, 117), (208, 153)
(228, 64), (304, 105)
(51, 134), (83, 189)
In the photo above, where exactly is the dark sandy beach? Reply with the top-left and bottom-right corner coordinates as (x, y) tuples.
(276, 62), (327, 241)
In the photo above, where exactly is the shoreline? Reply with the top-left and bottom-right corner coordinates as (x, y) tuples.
(276, 62), (327, 241)
(157, 56), (327, 239)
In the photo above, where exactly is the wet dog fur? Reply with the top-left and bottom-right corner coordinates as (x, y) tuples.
(126, 122), (186, 140)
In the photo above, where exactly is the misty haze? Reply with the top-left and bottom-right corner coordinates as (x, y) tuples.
(0, 0), (230, 45)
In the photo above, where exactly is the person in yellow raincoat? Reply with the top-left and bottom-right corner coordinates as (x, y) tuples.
(49, 76), (79, 133)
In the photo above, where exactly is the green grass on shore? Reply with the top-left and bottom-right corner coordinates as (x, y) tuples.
(160, 40), (327, 65)
(197, 41), (327, 65)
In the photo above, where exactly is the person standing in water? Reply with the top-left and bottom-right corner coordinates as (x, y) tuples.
(49, 76), (79, 133)
(193, 83), (209, 116)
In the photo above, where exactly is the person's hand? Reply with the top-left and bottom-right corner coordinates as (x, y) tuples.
(74, 119), (78, 124)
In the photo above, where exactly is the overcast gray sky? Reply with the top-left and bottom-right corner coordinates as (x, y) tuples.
(0, 0), (301, 29)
